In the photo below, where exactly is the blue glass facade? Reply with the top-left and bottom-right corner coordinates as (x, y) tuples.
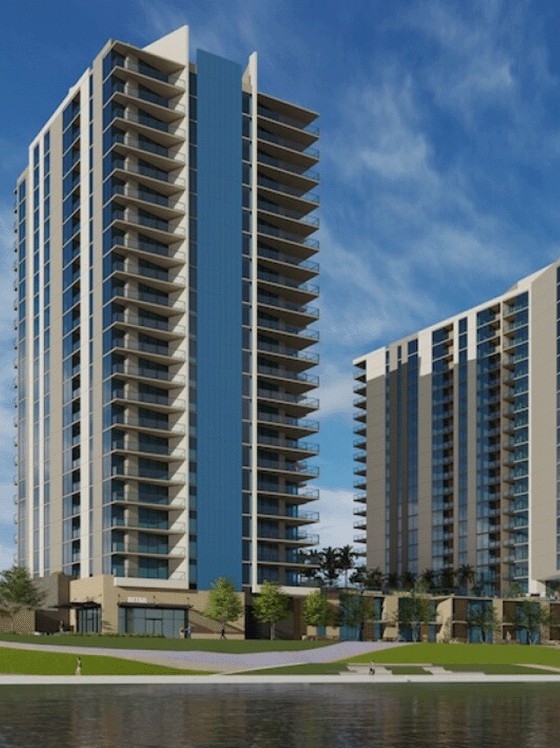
(196, 50), (243, 591)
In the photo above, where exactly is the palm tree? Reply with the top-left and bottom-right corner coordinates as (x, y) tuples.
(298, 550), (322, 586)
(349, 565), (367, 588)
(456, 564), (475, 595)
(319, 547), (341, 587)
(365, 566), (384, 590)
(439, 567), (456, 594)
(338, 545), (358, 589)
(385, 571), (400, 591)
(420, 568), (436, 592)
(401, 570), (417, 590)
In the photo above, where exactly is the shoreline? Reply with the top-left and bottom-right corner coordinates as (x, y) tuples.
(1, 673), (560, 685)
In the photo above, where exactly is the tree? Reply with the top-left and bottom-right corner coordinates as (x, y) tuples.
(364, 567), (384, 590)
(385, 571), (400, 591)
(296, 550), (322, 586)
(338, 545), (358, 589)
(456, 564), (475, 595)
(419, 568), (436, 592)
(513, 600), (552, 645)
(392, 591), (433, 642)
(302, 590), (332, 629)
(466, 603), (501, 643)
(252, 581), (290, 640)
(401, 570), (417, 591)
(319, 547), (341, 587)
(204, 577), (243, 632)
(0, 566), (45, 632)
(337, 593), (378, 640)
(349, 565), (367, 588)
(439, 567), (456, 594)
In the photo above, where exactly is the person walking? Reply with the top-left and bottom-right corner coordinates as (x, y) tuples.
(75, 657), (82, 675)
(220, 626), (226, 640)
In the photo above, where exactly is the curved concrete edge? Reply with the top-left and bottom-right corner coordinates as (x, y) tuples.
(1, 673), (560, 686)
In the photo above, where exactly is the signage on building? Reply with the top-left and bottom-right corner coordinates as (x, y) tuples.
(127, 597), (148, 604)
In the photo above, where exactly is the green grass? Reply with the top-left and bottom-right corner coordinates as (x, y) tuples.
(238, 663), (349, 676)
(443, 664), (554, 675)
(386, 666), (432, 675)
(0, 647), (209, 676)
(0, 633), (331, 653)
(344, 642), (560, 668)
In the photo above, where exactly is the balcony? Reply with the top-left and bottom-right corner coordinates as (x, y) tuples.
(257, 317), (319, 345)
(111, 441), (185, 460)
(112, 184), (185, 217)
(258, 221), (319, 248)
(111, 81), (184, 120)
(115, 543), (186, 558)
(256, 411), (319, 434)
(257, 457), (319, 479)
(110, 465), (185, 484)
(257, 434), (319, 455)
(257, 245), (319, 276)
(112, 414), (185, 435)
(257, 387), (318, 411)
(110, 492), (186, 510)
(109, 337), (186, 363)
(111, 362), (185, 386)
(257, 340), (319, 366)
(257, 364), (318, 387)
(111, 388), (185, 411)
(257, 484), (319, 501)
(109, 235), (185, 265)
(257, 175), (319, 204)
(111, 312), (185, 338)
(117, 109), (185, 142)
(112, 286), (186, 312)
(258, 271), (319, 299)
(114, 160), (185, 192)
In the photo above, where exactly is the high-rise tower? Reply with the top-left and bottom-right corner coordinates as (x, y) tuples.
(355, 261), (560, 597)
(14, 26), (320, 601)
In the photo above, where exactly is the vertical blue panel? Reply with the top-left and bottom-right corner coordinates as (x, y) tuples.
(196, 50), (243, 590)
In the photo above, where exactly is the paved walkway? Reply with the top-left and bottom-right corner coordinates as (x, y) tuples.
(2, 672), (560, 686)
(0, 640), (409, 673)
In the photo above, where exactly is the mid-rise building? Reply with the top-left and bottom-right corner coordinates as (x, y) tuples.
(354, 260), (560, 596)
(13, 25), (320, 629)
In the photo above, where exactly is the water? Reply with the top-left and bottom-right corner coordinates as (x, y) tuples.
(0, 683), (559, 747)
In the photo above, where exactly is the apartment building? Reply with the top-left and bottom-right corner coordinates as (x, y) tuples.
(354, 260), (560, 596)
(13, 26), (320, 632)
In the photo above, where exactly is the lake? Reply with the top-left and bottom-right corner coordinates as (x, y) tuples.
(0, 683), (557, 747)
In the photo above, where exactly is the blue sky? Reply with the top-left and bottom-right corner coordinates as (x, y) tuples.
(1, 0), (560, 567)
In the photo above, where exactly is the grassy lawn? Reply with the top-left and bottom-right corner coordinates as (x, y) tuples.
(0, 647), (208, 676)
(443, 664), (554, 675)
(238, 663), (349, 676)
(0, 633), (331, 653)
(344, 642), (560, 668)
(386, 666), (433, 675)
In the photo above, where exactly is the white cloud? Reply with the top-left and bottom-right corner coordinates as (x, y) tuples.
(314, 487), (355, 550)
(316, 362), (353, 421)
(0, 537), (15, 572)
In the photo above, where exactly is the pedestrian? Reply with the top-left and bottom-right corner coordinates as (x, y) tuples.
(187, 625), (192, 639)
(220, 626), (226, 640)
(75, 656), (82, 676)
(369, 662), (375, 676)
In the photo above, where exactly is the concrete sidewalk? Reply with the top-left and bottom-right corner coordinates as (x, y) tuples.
(1, 672), (560, 686)
(0, 640), (409, 672)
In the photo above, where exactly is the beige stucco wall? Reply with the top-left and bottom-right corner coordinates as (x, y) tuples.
(69, 575), (244, 637)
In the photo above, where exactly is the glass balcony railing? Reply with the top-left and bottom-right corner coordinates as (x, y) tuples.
(257, 106), (319, 135)
(257, 364), (318, 385)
